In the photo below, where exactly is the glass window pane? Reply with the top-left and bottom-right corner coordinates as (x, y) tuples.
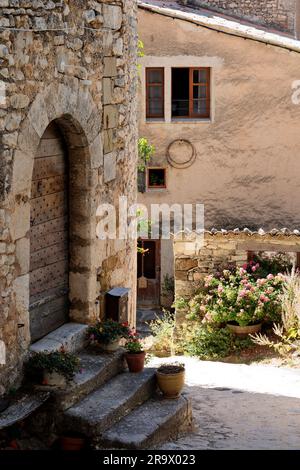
(148, 69), (163, 84)
(193, 69), (207, 83)
(149, 100), (163, 116)
(193, 85), (207, 99)
(193, 99), (208, 115)
(148, 86), (163, 99)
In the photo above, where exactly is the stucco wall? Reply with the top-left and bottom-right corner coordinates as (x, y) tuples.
(138, 8), (300, 229)
(137, 7), (300, 298)
(0, 0), (138, 394)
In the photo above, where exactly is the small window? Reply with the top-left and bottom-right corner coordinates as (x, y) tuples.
(146, 68), (164, 119)
(172, 67), (210, 119)
(147, 168), (166, 189)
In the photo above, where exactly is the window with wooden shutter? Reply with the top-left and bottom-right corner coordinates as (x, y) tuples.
(146, 68), (164, 119)
(172, 67), (210, 119)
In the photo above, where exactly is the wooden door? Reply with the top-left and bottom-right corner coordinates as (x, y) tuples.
(137, 240), (161, 307)
(29, 122), (69, 342)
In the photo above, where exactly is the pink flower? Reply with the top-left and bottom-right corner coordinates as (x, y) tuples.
(267, 274), (274, 280)
(239, 289), (248, 298)
(260, 294), (270, 303)
(239, 268), (246, 275)
(218, 285), (224, 294)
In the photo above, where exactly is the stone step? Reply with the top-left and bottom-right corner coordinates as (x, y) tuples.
(30, 323), (89, 354)
(0, 391), (50, 431)
(50, 349), (126, 410)
(61, 368), (157, 437)
(97, 395), (192, 449)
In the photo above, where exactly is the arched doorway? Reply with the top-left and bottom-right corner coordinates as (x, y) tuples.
(29, 122), (69, 342)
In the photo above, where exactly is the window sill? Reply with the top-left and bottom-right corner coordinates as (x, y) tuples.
(145, 187), (168, 193)
(145, 118), (212, 124)
(171, 118), (211, 123)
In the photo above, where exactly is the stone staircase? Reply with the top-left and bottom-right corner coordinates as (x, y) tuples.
(29, 323), (192, 449)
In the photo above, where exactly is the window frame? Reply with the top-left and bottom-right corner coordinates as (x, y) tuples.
(171, 67), (211, 120)
(147, 167), (167, 189)
(146, 67), (165, 119)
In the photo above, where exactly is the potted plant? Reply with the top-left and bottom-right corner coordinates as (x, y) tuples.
(156, 362), (185, 399)
(88, 319), (130, 352)
(124, 331), (146, 373)
(25, 349), (80, 387)
(60, 432), (86, 451)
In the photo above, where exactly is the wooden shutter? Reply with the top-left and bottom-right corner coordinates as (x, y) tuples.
(146, 68), (164, 118)
(189, 68), (210, 118)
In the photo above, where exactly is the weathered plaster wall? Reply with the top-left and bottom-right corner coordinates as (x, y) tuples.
(184, 0), (297, 35)
(137, 8), (300, 298)
(138, 9), (300, 229)
(0, 0), (138, 394)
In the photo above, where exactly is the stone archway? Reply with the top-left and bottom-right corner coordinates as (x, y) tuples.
(11, 82), (103, 344)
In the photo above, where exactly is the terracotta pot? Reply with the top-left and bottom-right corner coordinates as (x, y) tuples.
(156, 370), (185, 399)
(125, 351), (146, 373)
(98, 338), (120, 352)
(43, 371), (66, 388)
(60, 436), (86, 451)
(227, 322), (262, 336)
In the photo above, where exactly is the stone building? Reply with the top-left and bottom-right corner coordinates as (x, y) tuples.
(0, 0), (138, 394)
(181, 0), (300, 37)
(137, 0), (300, 308)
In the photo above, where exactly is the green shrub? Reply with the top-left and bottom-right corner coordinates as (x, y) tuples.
(148, 310), (175, 356)
(182, 325), (234, 360)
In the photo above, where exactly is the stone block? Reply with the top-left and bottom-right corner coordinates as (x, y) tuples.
(104, 57), (117, 77)
(103, 105), (118, 129)
(89, 133), (103, 169)
(15, 237), (29, 275)
(104, 152), (117, 182)
(13, 274), (29, 315)
(103, 129), (114, 154)
(103, 78), (113, 105)
(10, 201), (30, 241)
(103, 5), (122, 30)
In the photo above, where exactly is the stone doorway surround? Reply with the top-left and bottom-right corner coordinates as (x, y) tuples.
(12, 82), (102, 338)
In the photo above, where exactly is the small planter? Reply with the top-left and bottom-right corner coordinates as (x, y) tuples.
(43, 371), (67, 388)
(60, 435), (86, 451)
(227, 322), (262, 337)
(156, 364), (185, 399)
(125, 351), (146, 373)
(98, 338), (121, 352)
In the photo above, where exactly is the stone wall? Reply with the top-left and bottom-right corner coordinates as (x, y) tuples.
(174, 231), (300, 324)
(0, 0), (138, 394)
(183, 0), (296, 35)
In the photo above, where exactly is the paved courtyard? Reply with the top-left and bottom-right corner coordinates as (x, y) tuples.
(148, 356), (300, 450)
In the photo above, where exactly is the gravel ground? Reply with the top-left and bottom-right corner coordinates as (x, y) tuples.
(148, 356), (300, 450)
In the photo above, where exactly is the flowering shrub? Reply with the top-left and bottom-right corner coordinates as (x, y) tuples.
(187, 265), (284, 327)
(88, 320), (130, 345)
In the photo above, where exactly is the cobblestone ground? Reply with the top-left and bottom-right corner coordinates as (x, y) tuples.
(148, 356), (300, 450)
